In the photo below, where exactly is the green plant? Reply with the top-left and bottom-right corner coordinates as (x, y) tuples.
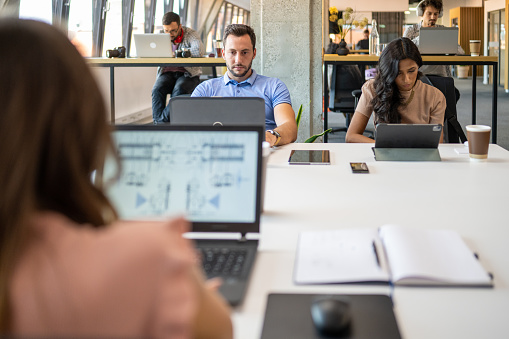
(329, 7), (368, 41)
(296, 104), (332, 143)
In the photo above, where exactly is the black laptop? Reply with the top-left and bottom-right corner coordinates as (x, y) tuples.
(373, 124), (442, 161)
(375, 123), (442, 148)
(168, 96), (266, 130)
(104, 125), (263, 306)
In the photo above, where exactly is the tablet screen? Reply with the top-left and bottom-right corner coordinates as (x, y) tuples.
(288, 150), (330, 165)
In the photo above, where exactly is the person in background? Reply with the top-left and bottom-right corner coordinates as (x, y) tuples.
(345, 37), (446, 143)
(0, 18), (232, 339)
(152, 12), (205, 124)
(192, 24), (298, 147)
(356, 29), (370, 50)
(403, 0), (464, 77)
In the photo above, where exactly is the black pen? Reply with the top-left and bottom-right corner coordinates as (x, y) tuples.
(372, 241), (381, 268)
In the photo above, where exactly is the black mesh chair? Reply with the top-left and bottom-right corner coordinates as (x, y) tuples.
(328, 65), (364, 133)
(421, 75), (467, 143)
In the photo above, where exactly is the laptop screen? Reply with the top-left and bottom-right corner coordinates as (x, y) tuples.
(375, 123), (442, 148)
(418, 27), (458, 55)
(103, 125), (263, 234)
(169, 97), (266, 130)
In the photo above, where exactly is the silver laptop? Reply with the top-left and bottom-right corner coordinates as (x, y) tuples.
(134, 33), (173, 57)
(418, 27), (459, 55)
(105, 125), (263, 306)
(168, 97), (266, 130)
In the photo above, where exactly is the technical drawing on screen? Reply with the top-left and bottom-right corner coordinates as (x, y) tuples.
(104, 128), (259, 223)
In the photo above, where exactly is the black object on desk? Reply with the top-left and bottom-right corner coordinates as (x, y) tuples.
(260, 293), (401, 339)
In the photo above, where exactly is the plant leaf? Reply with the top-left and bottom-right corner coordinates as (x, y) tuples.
(304, 128), (333, 143)
(295, 104), (303, 128)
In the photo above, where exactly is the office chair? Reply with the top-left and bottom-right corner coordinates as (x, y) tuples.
(328, 65), (364, 133)
(421, 75), (467, 143)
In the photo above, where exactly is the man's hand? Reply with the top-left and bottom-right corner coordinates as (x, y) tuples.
(265, 130), (278, 147)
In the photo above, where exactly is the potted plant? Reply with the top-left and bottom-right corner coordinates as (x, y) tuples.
(330, 7), (368, 55)
(296, 105), (332, 143)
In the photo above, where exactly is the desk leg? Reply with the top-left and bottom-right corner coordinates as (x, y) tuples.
(492, 63), (498, 143)
(472, 65), (477, 125)
(110, 67), (115, 123)
(324, 64), (329, 143)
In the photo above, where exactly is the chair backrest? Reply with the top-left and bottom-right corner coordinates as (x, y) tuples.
(329, 65), (364, 113)
(420, 75), (467, 143)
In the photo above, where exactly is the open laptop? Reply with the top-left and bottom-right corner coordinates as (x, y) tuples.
(418, 27), (459, 55)
(104, 125), (263, 306)
(169, 97), (266, 130)
(373, 124), (442, 161)
(375, 124), (442, 148)
(133, 33), (173, 57)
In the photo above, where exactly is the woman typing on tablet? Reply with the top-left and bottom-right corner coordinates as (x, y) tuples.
(0, 19), (232, 339)
(345, 37), (446, 143)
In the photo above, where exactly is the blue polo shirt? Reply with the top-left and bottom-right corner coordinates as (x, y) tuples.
(191, 69), (292, 130)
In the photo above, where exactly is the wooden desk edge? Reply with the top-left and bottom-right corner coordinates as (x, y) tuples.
(86, 57), (226, 65)
(324, 54), (498, 63)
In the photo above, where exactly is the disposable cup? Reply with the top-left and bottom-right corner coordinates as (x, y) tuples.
(466, 125), (491, 160)
(469, 40), (481, 57)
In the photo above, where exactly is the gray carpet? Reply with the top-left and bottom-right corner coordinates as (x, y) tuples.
(327, 77), (509, 150)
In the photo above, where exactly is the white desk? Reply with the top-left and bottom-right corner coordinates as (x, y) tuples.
(234, 143), (509, 339)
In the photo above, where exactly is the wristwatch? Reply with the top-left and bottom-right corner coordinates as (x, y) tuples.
(267, 130), (281, 146)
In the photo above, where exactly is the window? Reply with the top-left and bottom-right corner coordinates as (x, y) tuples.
(19, 0), (52, 24)
(102, 0), (123, 57)
(205, 2), (250, 54)
(130, 0), (148, 56)
(68, 0), (93, 56)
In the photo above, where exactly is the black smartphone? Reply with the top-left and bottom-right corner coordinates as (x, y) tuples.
(350, 162), (369, 173)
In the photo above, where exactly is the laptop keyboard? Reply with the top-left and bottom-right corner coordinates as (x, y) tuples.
(198, 247), (248, 279)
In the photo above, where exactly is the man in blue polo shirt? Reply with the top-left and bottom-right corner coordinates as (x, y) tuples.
(191, 24), (297, 147)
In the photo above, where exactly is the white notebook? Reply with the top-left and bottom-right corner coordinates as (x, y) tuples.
(294, 225), (493, 287)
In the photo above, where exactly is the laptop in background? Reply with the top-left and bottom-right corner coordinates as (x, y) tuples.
(418, 27), (459, 55)
(104, 125), (263, 306)
(134, 33), (173, 57)
(169, 97), (266, 130)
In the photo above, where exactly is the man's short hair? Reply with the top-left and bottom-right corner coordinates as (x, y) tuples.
(363, 29), (369, 35)
(224, 24), (256, 50)
(162, 12), (180, 26)
(418, 0), (443, 15)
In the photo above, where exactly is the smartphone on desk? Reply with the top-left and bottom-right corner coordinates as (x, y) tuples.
(288, 150), (330, 165)
(350, 162), (369, 173)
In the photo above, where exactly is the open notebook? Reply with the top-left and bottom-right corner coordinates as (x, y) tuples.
(103, 125), (263, 306)
(294, 225), (493, 287)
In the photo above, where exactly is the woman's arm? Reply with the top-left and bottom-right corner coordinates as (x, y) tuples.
(345, 112), (375, 143)
(192, 267), (233, 339)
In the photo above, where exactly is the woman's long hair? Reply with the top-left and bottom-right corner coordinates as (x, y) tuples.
(371, 37), (423, 123)
(0, 19), (119, 330)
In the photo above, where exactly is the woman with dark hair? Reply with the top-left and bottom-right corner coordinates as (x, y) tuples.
(0, 19), (232, 338)
(346, 37), (446, 143)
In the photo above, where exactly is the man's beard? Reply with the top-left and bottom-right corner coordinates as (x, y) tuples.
(227, 60), (253, 78)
